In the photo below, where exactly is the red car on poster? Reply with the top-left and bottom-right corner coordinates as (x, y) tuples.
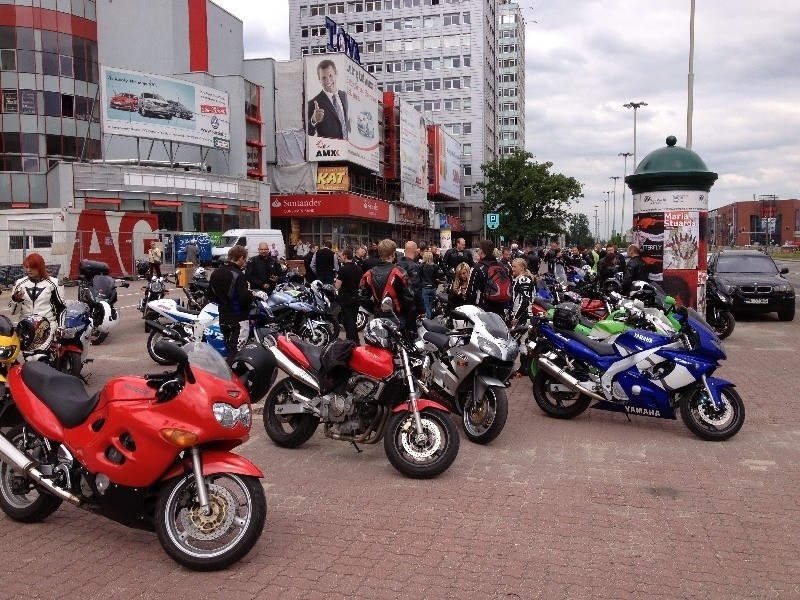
(109, 92), (138, 111)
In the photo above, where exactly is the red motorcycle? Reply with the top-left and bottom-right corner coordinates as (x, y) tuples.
(263, 306), (460, 479)
(0, 341), (273, 571)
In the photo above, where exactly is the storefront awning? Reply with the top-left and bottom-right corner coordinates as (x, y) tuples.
(150, 200), (182, 207)
(86, 198), (121, 205)
(203, 203), (228, 210)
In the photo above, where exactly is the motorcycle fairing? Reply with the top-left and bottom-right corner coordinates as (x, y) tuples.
(391, 398), (450, 414)
(160, 449), (264, 482)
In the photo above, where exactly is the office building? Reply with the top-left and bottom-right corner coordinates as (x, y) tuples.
(288, 0), (502, 234)
(497, 0), (524, 156)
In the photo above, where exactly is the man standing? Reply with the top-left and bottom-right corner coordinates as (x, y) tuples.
(148, 241), (163, 278)
(294, 238), (309, 259)
(466, 239), (512, 318)
(544, 240), (563, 274)
(621, 244), (649, 294)
(443, 237), (474, 276)
(303, 243), (318, 284)
(397, 241), (422, 315)
(500, 246), (514, 276)
(359, 239), (415, 332)
(209, 246), (251, 365)
(311, 240), (339, 285)
(307, 59), (348, 139)
(335, 247), (363, 343)
(246, 242), (283, 294)
(184, 238), (199, 267)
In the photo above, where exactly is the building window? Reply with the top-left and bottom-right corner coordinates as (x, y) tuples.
(386, 19), (401, 30)
(423, 15), (441, 28)
(423, 100), (441, 112)
(405, 80), (422, 92)
(1, 89), (18, 114)
(366, 20), (382, 32)
(423, 37), (441, 49)
(443, 77), (461, 90)
(365, 62), (383, 74)
(444, 56), (461, 68)
(366, 41), (383, 52)
(445, 123), (461, 135)
(365, 0), (381, 9)
(443, 13), (460, 26)
(404, 38), (421, 51)
(385, 81), (403, 92)
(348, 1), (364, 12)
(463, 186), (472, 197)
(384, 0), (402, 7)
(463, 55), (471, 67)
(463, 122), (472, 134)
(329, 3), (345, 14)
(424, 57), (442, 69)
(385, 60), (402, 72)
(462, 143), (471, 156)
(463, 164), (472, 176)
(443, 98), (460, 110)
(462, 12), (471, 24)
(404, 59), (421, 72)
(385, 39), (401, 52)
(0, 49), (16, 71)
(424, 79), (441, 91)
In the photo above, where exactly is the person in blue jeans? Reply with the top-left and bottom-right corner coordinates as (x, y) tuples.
(420, 251), (443, 319)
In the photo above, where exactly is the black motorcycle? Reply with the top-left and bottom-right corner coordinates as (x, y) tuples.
(75, 260), (129, 345)
(182, 268), (210, 311)
(138, 276), (169, 331)
(705, 282), (735, 340)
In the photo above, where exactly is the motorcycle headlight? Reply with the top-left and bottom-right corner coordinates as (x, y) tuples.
(773, 284), (793, 293)
(477, 335), (502, 357)
(212, 402), (251, 429)
(58, 326), (78, 339)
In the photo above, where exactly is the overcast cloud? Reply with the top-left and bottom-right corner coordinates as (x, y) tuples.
(214, 0), (799, 230)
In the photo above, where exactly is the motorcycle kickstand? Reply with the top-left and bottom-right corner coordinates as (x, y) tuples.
(350, 441), (362, 453)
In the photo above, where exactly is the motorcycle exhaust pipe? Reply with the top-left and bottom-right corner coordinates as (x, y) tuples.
(0, 433), (81, 506)
(537, 356), (606, 402)
(268, 346), (320, 393)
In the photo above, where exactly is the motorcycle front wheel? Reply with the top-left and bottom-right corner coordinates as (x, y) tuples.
(532, 369), (592, 419)
(155, 472), (266, 571)
(461, 386), (508, 445)
(680, 385), (745, 441)
(384, 408), (459, 479)
(263, 378), (320, 448)
(299, 319), (333, 347)
(707, 309), (735, 340)
(0, 425), (63, 522)
(56, 352), (83, 378)
(147, 327), (187, 365)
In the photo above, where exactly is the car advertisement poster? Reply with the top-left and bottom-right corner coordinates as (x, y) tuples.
(304, 54), (379, 173)
(100, 66), (231, 150)
(398, 97), (428, 209)
(431, 127), (462, 201)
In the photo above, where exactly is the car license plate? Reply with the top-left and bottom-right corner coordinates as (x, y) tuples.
(745, 298), (768, 304)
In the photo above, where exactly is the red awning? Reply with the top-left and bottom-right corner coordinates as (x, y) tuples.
(203, 203), (228, 210)
(86, 198), (121, 205)
(11, 202), (31, 208)
(240, 206), (261, 212)
(151, 200), (182, 207)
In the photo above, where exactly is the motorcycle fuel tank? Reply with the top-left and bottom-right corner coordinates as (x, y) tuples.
(348, 346), (394, 380)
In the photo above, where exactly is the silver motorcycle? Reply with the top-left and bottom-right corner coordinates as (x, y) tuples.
(413, 304), (520, 444)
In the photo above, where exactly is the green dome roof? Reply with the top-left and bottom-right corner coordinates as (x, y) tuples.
(626, 135), (718, 193)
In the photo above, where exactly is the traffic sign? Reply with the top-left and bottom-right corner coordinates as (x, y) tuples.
(486, 213), (500, 230)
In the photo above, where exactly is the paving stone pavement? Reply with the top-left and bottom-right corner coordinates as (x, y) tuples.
(0, 284), (798, 599)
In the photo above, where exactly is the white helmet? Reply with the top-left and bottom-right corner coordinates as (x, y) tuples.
(94, 301), (119, 333)
(193, 267), (207, 280)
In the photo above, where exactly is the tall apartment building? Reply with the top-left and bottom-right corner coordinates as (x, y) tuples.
(497, 0), (524, 156)
(288, 0), (500, 234)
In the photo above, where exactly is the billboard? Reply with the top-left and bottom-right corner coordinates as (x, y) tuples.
(316, 166), (350, 192)
(428, 126), (461, 200)
(399, 97), (428, 208)
(305, 54), (380, 172)
(100, 66), (231, 150)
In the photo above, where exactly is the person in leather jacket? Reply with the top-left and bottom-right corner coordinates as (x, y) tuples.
(358, 239), (415, 333)
(621, 244), (650, 294)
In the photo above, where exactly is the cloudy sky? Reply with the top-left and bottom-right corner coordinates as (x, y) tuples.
(214, 0), (799, 231)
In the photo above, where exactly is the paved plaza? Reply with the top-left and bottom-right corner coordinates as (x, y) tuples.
(0, 274), (798, 599)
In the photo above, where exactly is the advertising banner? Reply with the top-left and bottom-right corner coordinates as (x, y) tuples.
(305, 55), (379, 172)
(398, 97), (428, 208)
(316, 166), (350, 192)
(100, 66), (230, 149)
(632, 189), (708, 214)
(271, 194), (389, 221)
(431, 127), (461, 200)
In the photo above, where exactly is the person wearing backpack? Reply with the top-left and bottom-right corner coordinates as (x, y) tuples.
(466, 239), (512, 318)
(358, 239), (415, 336)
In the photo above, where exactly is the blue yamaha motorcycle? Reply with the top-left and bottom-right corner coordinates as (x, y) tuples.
(529, 305), (744, 441)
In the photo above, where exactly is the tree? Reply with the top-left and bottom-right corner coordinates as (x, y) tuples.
(566, 213), (595, 248)
(475, 151), (583, 244)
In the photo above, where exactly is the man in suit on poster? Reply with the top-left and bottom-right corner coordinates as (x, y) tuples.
(307, 59), (349, 140)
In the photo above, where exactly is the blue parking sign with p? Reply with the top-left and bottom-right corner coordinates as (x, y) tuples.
(486, 213), (500, 229)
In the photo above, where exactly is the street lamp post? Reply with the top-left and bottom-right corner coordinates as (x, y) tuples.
(619, 152), (632, 239)
(623, 101), (648, 169)
(594, 206), (599, 242)
(687, 0), (696, 149)
(602, 192), (611, 242)
(609, 176), (620, 238)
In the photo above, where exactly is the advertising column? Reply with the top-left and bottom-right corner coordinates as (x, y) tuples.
(626, 136), (718, 310)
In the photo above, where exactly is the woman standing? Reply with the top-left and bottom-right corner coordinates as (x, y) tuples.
(148, 241), (163, 278)
(9, 253), (66, 355)
(447, 262), (471, 312)
(510, 257), (534, 379)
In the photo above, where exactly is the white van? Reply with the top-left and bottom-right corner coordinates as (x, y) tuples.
(211, 229), (285, 265)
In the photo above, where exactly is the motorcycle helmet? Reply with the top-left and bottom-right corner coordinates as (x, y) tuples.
(16, 315), (52, 352)
(193, 267), (207, 280)
(364, 318), (396, 350)
(552, 302), (581, 330)
(629, 281), (657, 307)
(93, 300), (119, 333)
(230, 345), (277, 402)
(0, 315), (21, 363)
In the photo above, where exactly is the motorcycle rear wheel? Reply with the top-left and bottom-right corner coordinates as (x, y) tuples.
(384, 408), (459, 479)
(532, 370), (592, 419)
(263, 379), (319, 448)
(461, 386), (508, 445)
(0, 425), (63, 522)
(147, 328), (187, 365)
(680, 385), (745, 441)
(56, 352), (83, 378)
(155, 472), (266, 571)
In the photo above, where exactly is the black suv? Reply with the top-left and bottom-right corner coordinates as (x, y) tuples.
(707, 250), (795, 321)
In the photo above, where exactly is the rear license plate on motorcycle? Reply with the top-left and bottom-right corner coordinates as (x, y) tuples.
(745, 298), (768, 304)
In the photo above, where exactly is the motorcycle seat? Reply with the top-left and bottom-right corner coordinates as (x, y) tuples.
(174, 305), (200, 316)
(421, 318), (448, 334)
(534, 297), (554, 311)
(289, 336), (323, 373)
(21, 361), (99, 428)
(556, 328), (618, 356)
(422, 331), (450, 352)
